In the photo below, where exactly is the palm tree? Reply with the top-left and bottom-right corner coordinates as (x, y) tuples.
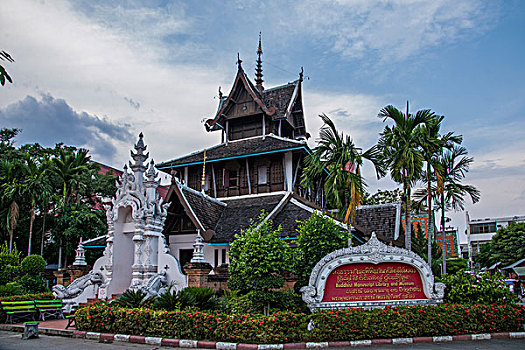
(0, 159), (23, 252)
(437, 146), (480, 273)
(20, 154), (50, 255)
(48, 148), (92, 267)
(48, 148), (92, 204)
(415, 115), (462, 265)
(377, 103), (434, 251)
(302, 114), (384, 226)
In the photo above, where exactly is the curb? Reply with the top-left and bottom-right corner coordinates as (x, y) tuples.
(0, 324), (73, 337)
(66, 331), (525, 348)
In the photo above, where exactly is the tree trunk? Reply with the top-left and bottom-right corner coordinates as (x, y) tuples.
(8, 229), (13, 253)
(58, 240), (62, 269)
(28, 207), (35, 255)
(404, 173), (412, 251)
(40, 212), (46, 256)
(427, 163), (432, 266)
(441, 194), (447, 274)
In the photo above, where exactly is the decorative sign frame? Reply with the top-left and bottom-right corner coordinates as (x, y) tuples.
(301, 233), (445, 310)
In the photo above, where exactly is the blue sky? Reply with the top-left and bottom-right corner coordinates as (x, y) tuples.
(1, 0), (524, 240)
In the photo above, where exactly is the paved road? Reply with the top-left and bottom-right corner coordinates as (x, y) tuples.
(0, 331), (524, 350)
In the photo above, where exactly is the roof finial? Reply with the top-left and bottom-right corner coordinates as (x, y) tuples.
(237, 53), (242, 68)
(299, 66), (304, 82)
(255, 32), (264, 92)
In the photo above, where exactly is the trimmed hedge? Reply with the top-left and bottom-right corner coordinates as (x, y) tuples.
(75, 303), (525, 343)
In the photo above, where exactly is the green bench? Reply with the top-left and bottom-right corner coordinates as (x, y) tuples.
(1, 300), (37, 324)
(35, 299), (64, 321)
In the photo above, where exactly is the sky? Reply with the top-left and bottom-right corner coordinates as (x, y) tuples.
(1, 0), (524, 243)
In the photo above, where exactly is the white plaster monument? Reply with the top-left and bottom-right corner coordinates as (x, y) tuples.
(53, 134), (187, 307)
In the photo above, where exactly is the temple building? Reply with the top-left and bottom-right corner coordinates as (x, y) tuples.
(156, 38), (401, 271)
(53, 39), (402, 302)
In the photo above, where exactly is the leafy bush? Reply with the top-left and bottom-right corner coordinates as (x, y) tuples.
(16, 274), (47, 293)
(178, 286), (215, 310)
(114, 289), (155, 309)
(308, 304), (525, 341)
(20, 254), (46, 275)
(75, 303), (525, 343)
(294, 212), (348, 289)
(0, 282), (24, 297)
(0, 242), (20, 285)
(228, 212), (292, 313)
(441, 271), (519, 304)
(152, 289), (182, 311)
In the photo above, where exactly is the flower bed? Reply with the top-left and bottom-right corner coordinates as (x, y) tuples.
(75, 303), (525, 344)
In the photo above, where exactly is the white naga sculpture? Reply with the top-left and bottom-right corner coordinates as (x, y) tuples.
(139, 271), (169, 297)
(52, 272), (103, 299)
(52, 133), (187, 307)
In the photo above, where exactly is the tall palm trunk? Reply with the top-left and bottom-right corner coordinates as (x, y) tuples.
(427, 163), (432, 266)
(8, 200), (18, 253)
(404, 171), (412, 251)
(441, 193), (447, 274)
(40, 211), (46, 255)
(28, 206), (35, 255)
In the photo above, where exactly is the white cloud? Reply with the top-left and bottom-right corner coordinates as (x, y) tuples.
(292, 0), (496, 62)
(0, 0), (228, 166)
(303, 90), (388, 149)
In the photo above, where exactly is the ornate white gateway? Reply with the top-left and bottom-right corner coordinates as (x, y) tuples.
(300, 233), (445, 311)
(53, 134), (187, 305)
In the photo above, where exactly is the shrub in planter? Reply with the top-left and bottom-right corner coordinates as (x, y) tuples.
(441, 271), (519, 304)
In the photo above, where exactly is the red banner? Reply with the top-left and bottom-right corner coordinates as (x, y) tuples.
(321, 262), (427, 303)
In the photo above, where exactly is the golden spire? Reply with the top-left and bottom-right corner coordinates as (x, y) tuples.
(255, 32), (264, 91)
(201, 149), (207, 193)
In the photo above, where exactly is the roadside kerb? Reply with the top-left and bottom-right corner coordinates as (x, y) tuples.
(2, 326), (524, 348)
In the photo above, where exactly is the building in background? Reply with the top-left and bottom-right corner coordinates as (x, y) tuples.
(460, 215), (525, 257)
(435, 226), (459, 258)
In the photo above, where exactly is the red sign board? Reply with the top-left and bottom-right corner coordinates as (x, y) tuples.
(321, 262), (427, 303)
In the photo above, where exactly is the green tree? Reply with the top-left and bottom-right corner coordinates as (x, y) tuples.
(48, 148), (94, 205)
(0, 159), (23, 252)
(441, 271), (518, 305)
(0, 51), (14, 86)
(0, 241), (20, 285)
(437, 146), (480, 273)
(302, 114), (384, 225)
(377, 103), (434, 251)
(228, 212), (292, 314)
(363, 188), (403, 205)
(52, 203), (108, 267)
(294, 212), (348, 290)
(475, 222), (525, 268)
(415, 115), (462, 266)
(411, 223), (442, 275)
(20, 154), (50, 255)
